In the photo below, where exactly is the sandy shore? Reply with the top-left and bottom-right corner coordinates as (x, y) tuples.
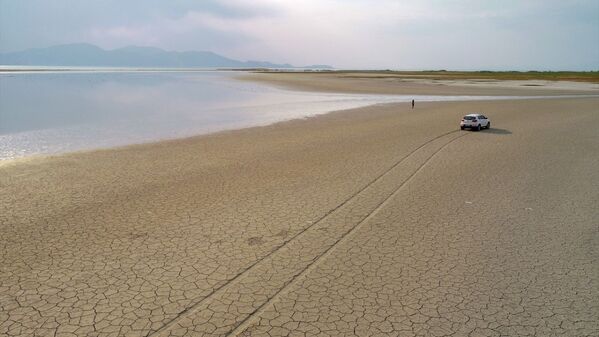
(1, 77), (598, 337)
(241, 71), (599, 96)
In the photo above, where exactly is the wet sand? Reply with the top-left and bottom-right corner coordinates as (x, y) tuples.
(1, 77), (598, 337)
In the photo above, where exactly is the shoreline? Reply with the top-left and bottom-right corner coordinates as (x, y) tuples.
(240, 71), (599, 96)
(2, 72), (599, 163)
(2, 93), (598, 165)
(2, 92), (598, 336)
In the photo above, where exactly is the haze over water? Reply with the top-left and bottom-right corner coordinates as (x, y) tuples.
(1, 70), (514, 160)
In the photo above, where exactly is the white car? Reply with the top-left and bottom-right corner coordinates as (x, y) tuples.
(460, 114), (490, 131)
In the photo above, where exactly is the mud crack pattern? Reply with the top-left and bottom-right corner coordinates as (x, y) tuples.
(1, 99), (598, 337)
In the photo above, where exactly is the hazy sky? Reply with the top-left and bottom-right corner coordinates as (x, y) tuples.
(1, 0), (598, 70)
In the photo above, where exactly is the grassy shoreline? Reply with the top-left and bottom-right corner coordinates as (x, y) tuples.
(254, 70), (599, 83)
(2, 66), (598, 83)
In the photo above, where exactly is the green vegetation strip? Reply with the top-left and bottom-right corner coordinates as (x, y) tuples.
(259, 70), (599, 83)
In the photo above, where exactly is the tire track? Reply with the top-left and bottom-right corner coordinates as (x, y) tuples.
(230, 131), (468, 336)
(149, 130), (466, 337)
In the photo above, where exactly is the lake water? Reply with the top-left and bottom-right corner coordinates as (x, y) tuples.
(0, 70), (521, 160)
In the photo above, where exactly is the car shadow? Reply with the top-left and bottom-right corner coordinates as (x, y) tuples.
(481, 128), (512, 135)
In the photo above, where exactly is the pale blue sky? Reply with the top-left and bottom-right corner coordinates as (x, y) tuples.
(1, 0), (597, 70)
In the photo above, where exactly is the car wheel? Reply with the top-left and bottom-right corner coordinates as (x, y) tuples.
(476, 124), (481, 131)
(461, 126), (465, 130)
(486, 122), (491, 129)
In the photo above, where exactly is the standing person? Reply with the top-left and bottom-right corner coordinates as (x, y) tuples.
(411, 99), (415, 109)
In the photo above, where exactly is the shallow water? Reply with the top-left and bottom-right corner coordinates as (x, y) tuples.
(0, 70), (532, 160)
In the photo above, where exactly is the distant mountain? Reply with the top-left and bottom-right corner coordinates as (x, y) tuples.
(0, 43), (332, 69)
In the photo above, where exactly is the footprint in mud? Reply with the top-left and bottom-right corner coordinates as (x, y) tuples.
(247, 236), (265, 246)
(274, 229), (288, 238)
(129, 232), (148, 240)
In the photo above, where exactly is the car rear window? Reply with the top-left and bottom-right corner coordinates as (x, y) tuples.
(464, 116), (477, 120)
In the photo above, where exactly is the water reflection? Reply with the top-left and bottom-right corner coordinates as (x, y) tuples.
(0, 70), (521, 160)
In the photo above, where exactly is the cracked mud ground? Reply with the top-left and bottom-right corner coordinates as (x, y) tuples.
(1, 98), (598, 337)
